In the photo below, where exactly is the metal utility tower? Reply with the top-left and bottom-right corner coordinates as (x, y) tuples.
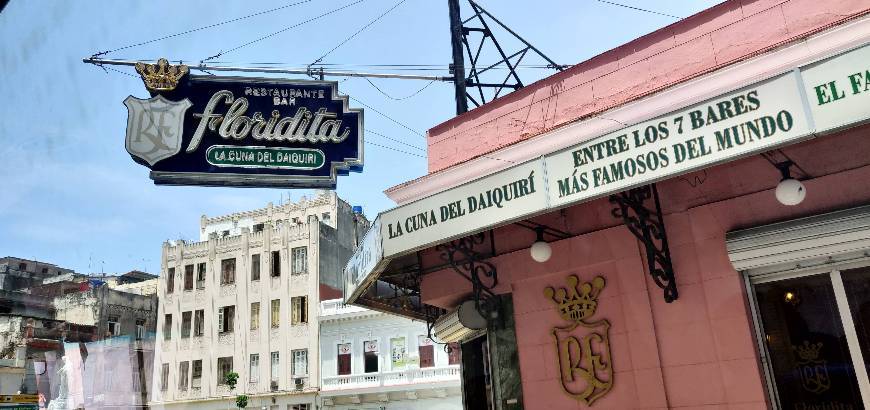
(448, 0), (565, 115)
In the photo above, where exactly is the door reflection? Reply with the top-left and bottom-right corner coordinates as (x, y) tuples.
(755, 274), (864, 409)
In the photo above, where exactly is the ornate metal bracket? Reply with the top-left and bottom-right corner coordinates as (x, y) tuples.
(435, 231), (501, 323)
(609, 184), (678, 302)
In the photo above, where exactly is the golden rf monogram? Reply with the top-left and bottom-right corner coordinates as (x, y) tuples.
(544, 275), (613, 406)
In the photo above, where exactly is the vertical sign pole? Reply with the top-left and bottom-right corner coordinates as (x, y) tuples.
(448, 0), (468, 115)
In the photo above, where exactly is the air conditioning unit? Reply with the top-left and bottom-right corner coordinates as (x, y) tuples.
(294, 377), (304, 390)
(433, 300), (487, 343)
(270, 380), (279, 391)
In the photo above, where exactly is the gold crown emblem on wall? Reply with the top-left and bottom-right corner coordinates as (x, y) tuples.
(793, 340), (823, 361)
(134, 58), (188, 92)
(544, 275), (605, 323)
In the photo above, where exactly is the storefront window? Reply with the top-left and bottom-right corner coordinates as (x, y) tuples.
(754, 273), (864, 407)
(842, 266), (870, 380)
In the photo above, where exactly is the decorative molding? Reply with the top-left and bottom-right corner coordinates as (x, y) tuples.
(291, 274), (309, 289)
(291, 324), (309, 338)
(219, 284), (237, 298)
(270, 328), (280, 342)
(218, 332), (234, 346)
(216, 384), (231, 396)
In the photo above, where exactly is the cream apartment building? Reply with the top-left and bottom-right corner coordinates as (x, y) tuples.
(151, 192), (366, 410)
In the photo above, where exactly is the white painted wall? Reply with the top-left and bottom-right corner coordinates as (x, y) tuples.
(319, 300), (462, 410)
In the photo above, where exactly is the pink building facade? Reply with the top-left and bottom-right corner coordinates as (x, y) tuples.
(345, 1), (870, 408)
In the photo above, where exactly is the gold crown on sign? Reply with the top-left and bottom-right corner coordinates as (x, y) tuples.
(544, 275), (605, 323)
(134, 58), (188, 92)
(793, 340), (823, 361)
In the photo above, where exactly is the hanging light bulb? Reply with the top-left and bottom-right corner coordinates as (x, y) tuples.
(774, 161), (806, 206)
(530, 227), (551, 263)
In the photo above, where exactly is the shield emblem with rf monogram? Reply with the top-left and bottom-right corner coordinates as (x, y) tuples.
(123, 95), (192, 166)
(552, 320), (613, 405)
(545, 275), (614, 406)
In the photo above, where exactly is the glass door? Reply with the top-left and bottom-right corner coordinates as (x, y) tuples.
(751, 267), (870, 409)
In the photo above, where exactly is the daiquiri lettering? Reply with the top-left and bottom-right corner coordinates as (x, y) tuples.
(186, 90), (351, 152)
(467, 171), (537, 213)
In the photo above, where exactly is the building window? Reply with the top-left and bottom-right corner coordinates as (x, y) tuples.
(390, 337), (406, 369)
(107, 316), (120, 337)
(250, 302), (260, 330)
(18, 262), (26, 271)
(166, 267), (175, 294)
(751, 269), (869, 407)
(222, 230), (230, 237)
(271, 299), (280, 328)
(192, 360), (202, 388)
(135, 319), (146, 340)
(217, 357), (233, 385)
(194, 310), (204, 336)
(160, 363), (169, 391)
(418, 336), (434, 368)
(364, 340), (378, 373)
(253, 223), (264, 233)
(178, 361), (189, 391)
(221, 258), (236, 285)
(291, 405), (310, 410)
(448, 343), (461, 365)
(291, 247), (307, 275)
(270, 351), (280, 390)
(163, 314), (172, 340)
(251, 254), (260, 281)
(337, 343), (351, 375)
(292, 349), (308, 377)
(184, 264), (194, 290)
(196, 262), (206, 289)
(321, 212), (330, 222)
(291, 296), (307, 325)
(271, 251), (281, 277)
(41, 267), (48, 274)
(249, 354), (259, 383)
(218, 305), (235, 333)
(181, 311), (192, 338)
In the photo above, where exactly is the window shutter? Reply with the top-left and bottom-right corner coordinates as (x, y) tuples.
(218, 308), (224, 333)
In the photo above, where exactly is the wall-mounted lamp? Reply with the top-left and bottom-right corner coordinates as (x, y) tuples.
(530, 227), (552, 263)
(774, 161), (805, 206)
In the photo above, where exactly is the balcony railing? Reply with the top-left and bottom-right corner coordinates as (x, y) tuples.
(320, 299), (369, 317)
(321, 365), (460, 391)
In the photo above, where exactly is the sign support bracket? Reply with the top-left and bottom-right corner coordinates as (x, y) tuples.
(435, 230), (502, 325)
(609, 184), (678, 302)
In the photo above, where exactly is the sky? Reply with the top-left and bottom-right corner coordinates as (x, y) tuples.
(0, 0), (721, 275)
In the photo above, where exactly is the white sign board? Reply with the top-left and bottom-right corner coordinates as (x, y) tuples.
(344, 217), (385, 303)
(546, 71), (812, 207)
(801, 43), (870, 133)
(380, 159), (548, 258)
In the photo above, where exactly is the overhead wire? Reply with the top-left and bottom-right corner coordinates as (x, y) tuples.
(591, 0), (681, 19)
(366, 129), (426, 152)
(366, 141), (426, 158)
(364, 78), (436, 101)
(346, 94), (426, 139)
(201, 0), (366, 63)
(89, 0), (314, 58)
(310, 0), (411, 66)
